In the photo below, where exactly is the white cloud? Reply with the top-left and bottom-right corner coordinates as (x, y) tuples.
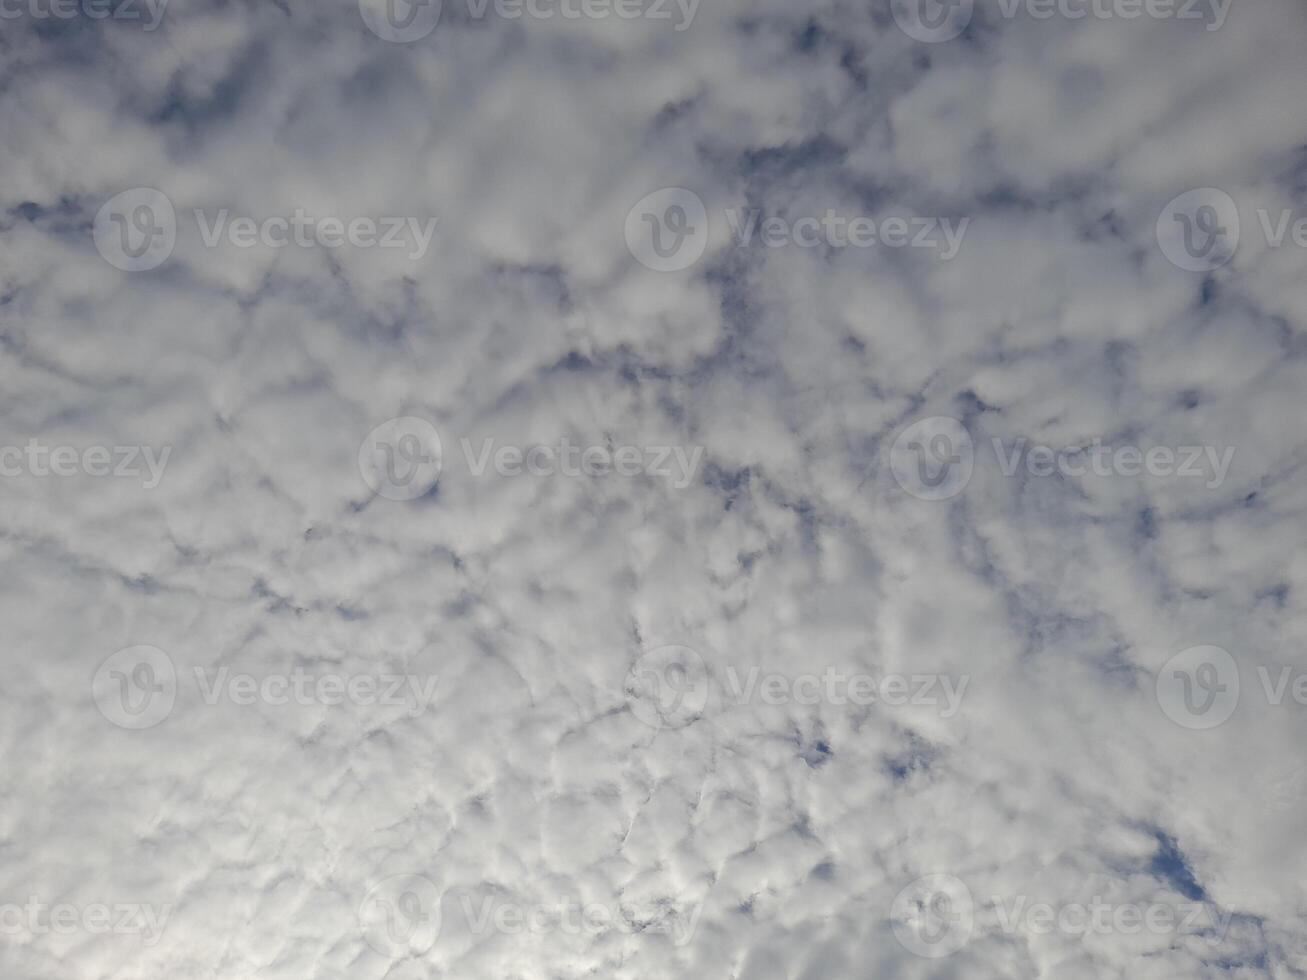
(1, 0), (1305, 976)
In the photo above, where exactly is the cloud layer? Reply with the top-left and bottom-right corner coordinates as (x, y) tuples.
(2, 0), (1306, 976)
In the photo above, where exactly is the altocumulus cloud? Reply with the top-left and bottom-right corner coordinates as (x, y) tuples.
(1, 0), (1307, 977)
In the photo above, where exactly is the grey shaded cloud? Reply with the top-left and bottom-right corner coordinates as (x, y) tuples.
(2, 0), (1306, 977)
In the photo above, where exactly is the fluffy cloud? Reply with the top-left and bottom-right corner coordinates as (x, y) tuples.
(1, 0), (1305, 976)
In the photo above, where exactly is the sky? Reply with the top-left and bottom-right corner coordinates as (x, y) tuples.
(2, 0), (1307, 977)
